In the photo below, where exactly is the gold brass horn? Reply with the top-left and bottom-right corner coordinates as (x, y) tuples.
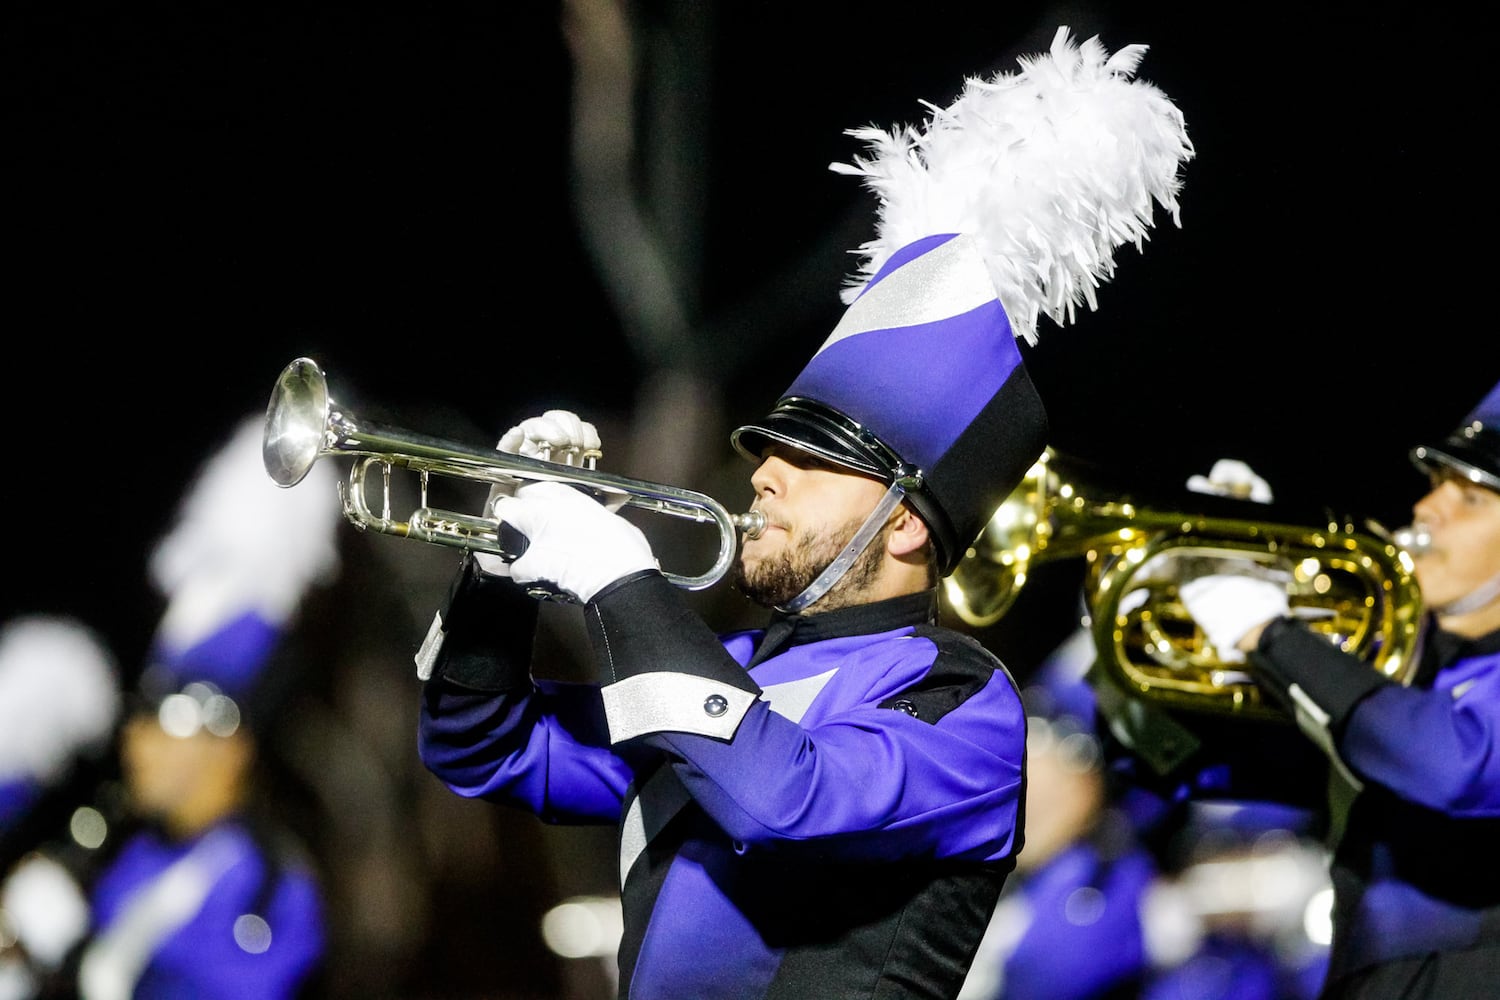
(262, 357), (764, 591)
(944, 449), (1424, 720)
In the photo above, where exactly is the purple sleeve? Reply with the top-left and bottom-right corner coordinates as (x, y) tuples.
(416, 554), (632, 823)
(580, 575), (1025, 863)
(1255, 618), (1500, 817)
(1339, 652), (1500, 816)
(648, 641), (1026, 864)
(420, 678), (632, 823)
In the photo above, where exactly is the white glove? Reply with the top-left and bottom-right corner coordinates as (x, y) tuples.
(497, 410), (601, 465)
(476, 410), (604, 577)
(493, 480), (658, 603)
(1177, 574), (1290, 663)
(1186, 459), (1274, 504)
(1, 853), (90, 971)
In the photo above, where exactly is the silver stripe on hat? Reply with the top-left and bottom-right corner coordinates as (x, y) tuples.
(815, 234), (997, 357)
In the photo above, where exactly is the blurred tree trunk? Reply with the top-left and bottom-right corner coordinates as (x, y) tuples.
(563, 0), (719, 494)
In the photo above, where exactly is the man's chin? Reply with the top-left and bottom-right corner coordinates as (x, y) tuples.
(732, 564), (812, 609)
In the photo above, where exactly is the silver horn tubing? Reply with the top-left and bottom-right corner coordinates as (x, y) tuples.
(263, 357), (759, 591)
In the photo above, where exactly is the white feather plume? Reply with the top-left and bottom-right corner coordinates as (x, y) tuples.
(0, 615), (121, 783)
(148, 415), (342, 656)
(830, 26), (1194, 345)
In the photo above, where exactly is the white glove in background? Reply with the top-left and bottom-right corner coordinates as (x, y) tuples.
(0, 853), (90, 974)
(476, 410), (603, 578)
(1186, 459), (1274, 505)
(494, 480), (658, 603)
(1177, 574), (1290, 663)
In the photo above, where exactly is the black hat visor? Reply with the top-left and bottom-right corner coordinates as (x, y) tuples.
(731, 399), (911, 483)
(1411, 428), (1500, 493)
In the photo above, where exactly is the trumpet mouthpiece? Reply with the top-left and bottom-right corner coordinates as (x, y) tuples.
(1393, 523), (1433, 555)
(734, 510), (767, 540)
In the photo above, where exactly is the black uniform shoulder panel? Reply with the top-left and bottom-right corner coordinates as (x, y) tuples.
(877, 625), (1015, 724)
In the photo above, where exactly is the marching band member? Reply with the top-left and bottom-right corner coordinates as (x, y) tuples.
(0, 616), (121, 857)
(958, 630), (1164, 1000)
(962, 571), (1328, 1000)
(1135, 379), (1500, 999)
(1, 417), (340, 1000)
(0, 616), (122, 1000)
(413, 27), (1192, 999)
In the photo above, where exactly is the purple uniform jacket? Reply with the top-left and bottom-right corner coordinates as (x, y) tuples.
(419, 560), (1027, 999)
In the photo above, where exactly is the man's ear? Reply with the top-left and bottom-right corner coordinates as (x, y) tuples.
(887, 506), (929, 558)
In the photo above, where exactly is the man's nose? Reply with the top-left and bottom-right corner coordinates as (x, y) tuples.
(1414, 479), (1456, 524)
(751, 456), (788, 495)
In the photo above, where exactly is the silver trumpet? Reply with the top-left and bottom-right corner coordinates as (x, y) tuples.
(262, 357), (765, 591)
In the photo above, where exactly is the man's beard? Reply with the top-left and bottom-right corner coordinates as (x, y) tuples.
(732, 515), (888, 611)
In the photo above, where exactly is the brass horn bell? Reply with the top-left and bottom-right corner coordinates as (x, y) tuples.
(943, 449), (1425, 720)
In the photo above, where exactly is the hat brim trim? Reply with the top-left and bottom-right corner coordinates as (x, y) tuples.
(731, 399), (909, 481)
(731, 422), (889, 480)
(1412, 444), (1500, 492)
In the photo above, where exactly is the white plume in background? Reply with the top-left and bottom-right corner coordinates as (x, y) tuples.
(0, 616), (121, 783)
(831, 25), (1194, 345)
(148, 415), (343, 657)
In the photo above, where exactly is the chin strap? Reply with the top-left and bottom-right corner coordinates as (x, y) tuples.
(776, 481), (909, 615)
(1435, 568), (1500, 618)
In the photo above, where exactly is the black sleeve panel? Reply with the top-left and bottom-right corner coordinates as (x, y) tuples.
(879, 627), (1014, 724)
(427, 551), (540, 693)
(1251, 615), (1392, 731)
(585, 571), (760, 695)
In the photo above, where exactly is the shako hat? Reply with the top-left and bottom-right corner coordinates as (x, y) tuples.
(138, 416), (342, 737)
(1412, 380), (1500, 492)
(0, 615), (120, 830)
(734, 27), (1195, 575)
(733, 232), (1046, 574)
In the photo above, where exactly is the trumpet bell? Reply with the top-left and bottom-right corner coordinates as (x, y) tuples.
(265, 357), (332, 488)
